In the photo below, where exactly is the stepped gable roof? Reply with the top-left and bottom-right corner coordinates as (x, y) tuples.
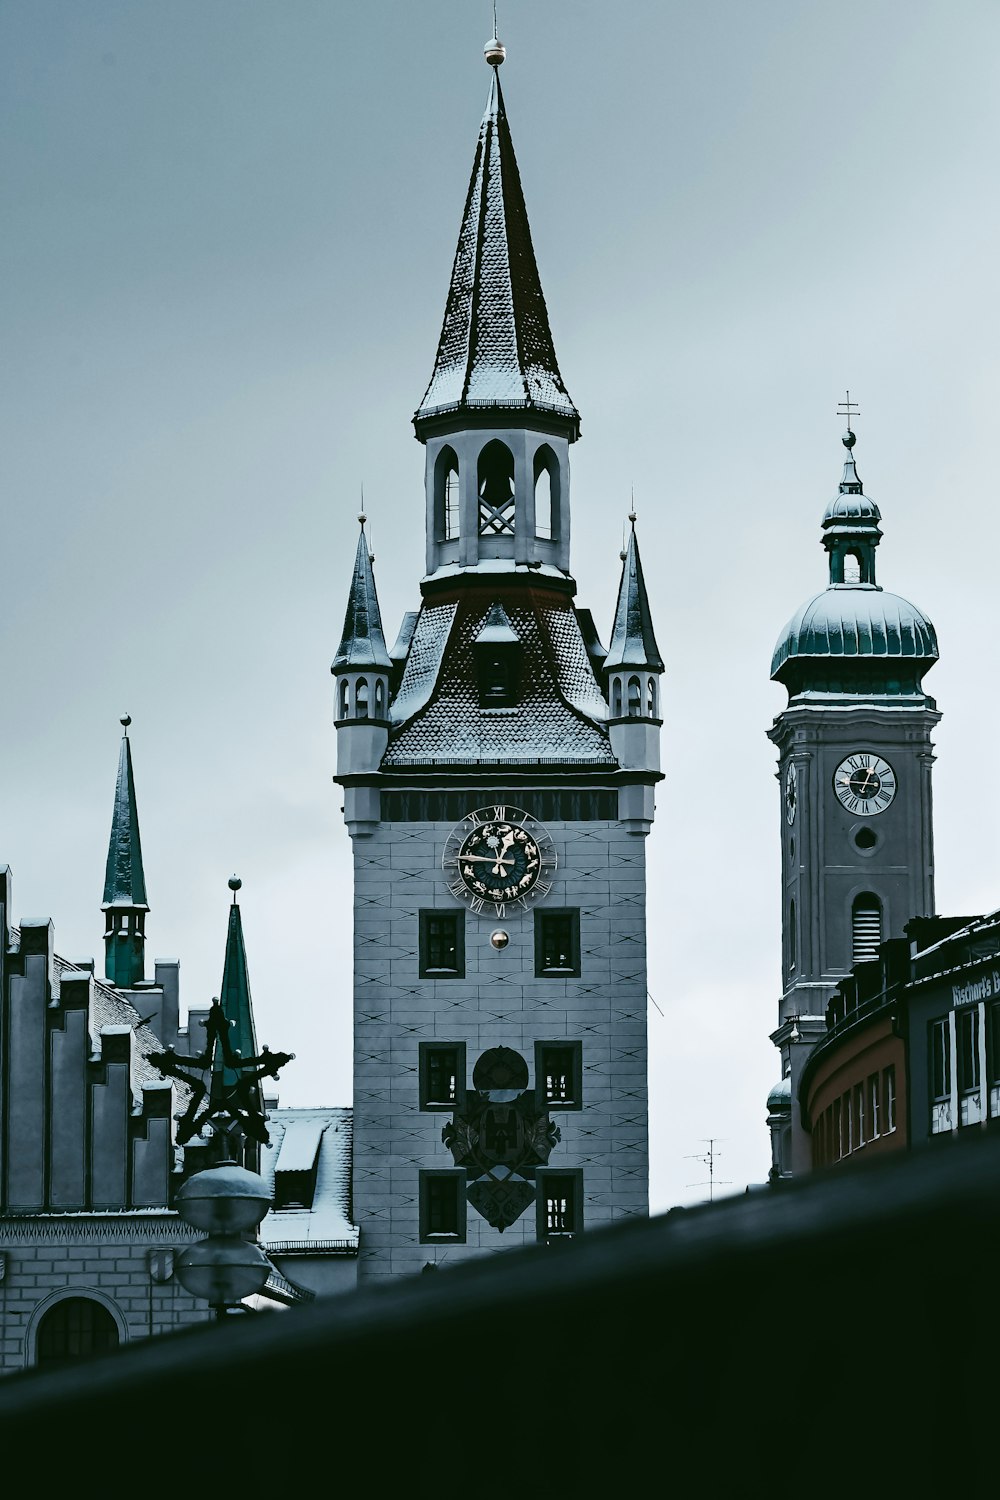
(103, 724), (148, 910)
(604, 523), (663, 673)
(382, 592), (615, 767)
(332, 522), (392, 673)
(415, 68), (578, 432)
(259, 1107), (358, 1253)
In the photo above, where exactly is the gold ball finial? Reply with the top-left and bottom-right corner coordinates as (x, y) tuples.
(358, 512), (367, 526)
(120, 714), (131, 730)
(228, 875), (242, 893)
(484, 36), (506, 66)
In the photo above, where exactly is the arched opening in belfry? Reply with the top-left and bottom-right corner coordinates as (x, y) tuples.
(356, 678), (369, 719)
(533, 446), (557, 540)
(789, 898), (797, 969)
(435, 446), (460, 542)
(374, 679), (385, 717)
(843, 550), (862, 585)
(647, 678), (657, 718)
(478, 440), (516, 536)
(339, 678), (349, 719)
(851, 893), (883, 962)
(36, 1297), (120, 1368)
(627, 675), (641, 716)
(612, 678), (623, 717)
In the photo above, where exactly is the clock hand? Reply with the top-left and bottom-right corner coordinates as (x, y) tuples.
(462, 853), (514, 867)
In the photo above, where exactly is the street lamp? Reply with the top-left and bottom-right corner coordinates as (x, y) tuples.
(174, 1161), (273, 1316)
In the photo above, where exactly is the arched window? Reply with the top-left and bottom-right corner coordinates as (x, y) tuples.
(647, 678), (657, 718)
(356, 678), (369, 719)
(789, 899), (797, 970)
(434, 447), (460, 542)
(627, 675), (641, 716)
(612, 679), (622, 718)
(851, 893), (882, 962)
(533, 446), (558, 540)
(478, 441), (516, 536)
(36, 1297), (119, 1368)
(374, 679), (385, 717)
(843, 551), (862, 585)
(339, 678), (349, 720)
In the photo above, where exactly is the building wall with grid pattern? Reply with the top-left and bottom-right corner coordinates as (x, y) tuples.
(352, 814), (648, 1283)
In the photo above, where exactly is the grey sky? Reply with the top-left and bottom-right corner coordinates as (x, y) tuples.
(3, 1), (999, 1210)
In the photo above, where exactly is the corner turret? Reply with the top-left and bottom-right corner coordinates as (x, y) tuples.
(605, 519), (663, 826)
(102, 716), (148, 988)
(332, 517), (392, 787)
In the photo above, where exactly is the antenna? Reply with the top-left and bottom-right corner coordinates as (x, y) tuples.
(685, 1138), (731, 1203)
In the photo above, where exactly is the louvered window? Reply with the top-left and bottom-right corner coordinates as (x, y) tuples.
(851, 894), (882, 962)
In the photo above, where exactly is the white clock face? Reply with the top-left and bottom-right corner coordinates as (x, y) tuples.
(784, 762), (797, 825)
(442, 805), (556, 918)
(833, 753), (896, 817)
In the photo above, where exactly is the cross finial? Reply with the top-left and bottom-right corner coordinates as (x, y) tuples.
(837, 389), (861, 446)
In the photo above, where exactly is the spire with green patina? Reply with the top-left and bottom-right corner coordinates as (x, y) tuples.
(215, 875), (260, 1095)
(102, 715), (149, 988)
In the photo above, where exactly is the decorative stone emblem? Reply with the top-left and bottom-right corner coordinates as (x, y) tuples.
(442, 1046), (561, 1231)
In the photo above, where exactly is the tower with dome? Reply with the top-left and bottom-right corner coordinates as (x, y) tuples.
(766, 419), (940, 1177)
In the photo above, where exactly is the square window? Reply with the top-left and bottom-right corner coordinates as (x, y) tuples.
(419, 1171), (466, 1243)
(535, 1040), (583, 1110)
(536, 1170), (583, 1241)
(419, 1042), (466, 1111)
(534, 909), (581, 978)
(419, 911), (465, 979)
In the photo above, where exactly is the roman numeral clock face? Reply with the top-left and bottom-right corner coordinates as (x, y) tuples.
(833, 753), (897, 817)
(442, 805), (557, 918)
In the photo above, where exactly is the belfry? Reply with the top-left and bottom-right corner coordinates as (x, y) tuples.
(333, 36), (663, 1280)
(766, 419), (940, 1177)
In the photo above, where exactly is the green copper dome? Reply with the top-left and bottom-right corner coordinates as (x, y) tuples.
(771, 585), (938, 677)
(772, 428), (937, 697)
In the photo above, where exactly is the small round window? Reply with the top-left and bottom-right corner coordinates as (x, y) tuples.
(854, 826), (878, 853)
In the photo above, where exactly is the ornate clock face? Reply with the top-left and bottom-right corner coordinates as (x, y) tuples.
(784, 762), (797, 825)
(443, 805), (556, 918)
(833, 753), (896, 817)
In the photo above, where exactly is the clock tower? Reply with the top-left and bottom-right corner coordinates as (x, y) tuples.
(766, 424), (939, 1176)
(333, 37), (663, 1281)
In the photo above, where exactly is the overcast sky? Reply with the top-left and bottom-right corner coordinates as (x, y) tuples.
(3, 1), (999, 1212)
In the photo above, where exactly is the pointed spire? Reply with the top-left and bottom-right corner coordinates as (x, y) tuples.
(215, 876), (260, 1092)
(332, 518), (392, 672)
(605, 520), (663, 672)
(103, 716), (148, 910)
(414, 58), (579, 434)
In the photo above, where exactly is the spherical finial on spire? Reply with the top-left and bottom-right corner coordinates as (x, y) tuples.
(120, 714), (131, 731)
(842, 429), (857, 450)
(484, 36), (506, 66)
(228, 875), (242, 893)
(628, 512), (637, 524)
(358, 512), (367, 527)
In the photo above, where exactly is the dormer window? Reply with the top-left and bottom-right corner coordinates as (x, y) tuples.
(474, 604), (521, 708)
(272, 1118), (326, 1210)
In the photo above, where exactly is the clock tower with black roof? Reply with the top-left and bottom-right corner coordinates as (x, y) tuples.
(766, 419), (940, 1178)
(332, 34), (663, 1282)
